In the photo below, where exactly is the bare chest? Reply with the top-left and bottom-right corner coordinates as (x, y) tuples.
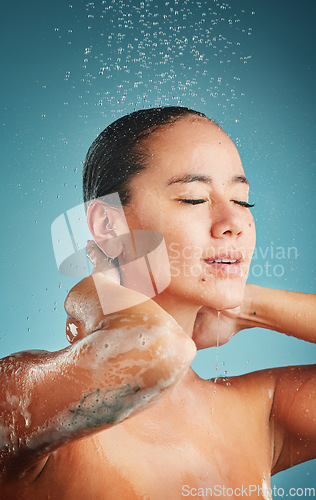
(33, 388), (273, 499)
(11, 379), (274, 499)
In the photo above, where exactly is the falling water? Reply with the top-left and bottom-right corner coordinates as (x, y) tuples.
(215, 310), (220, 379)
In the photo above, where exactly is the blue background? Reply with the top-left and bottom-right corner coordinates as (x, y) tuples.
(1, 0), (315, 493)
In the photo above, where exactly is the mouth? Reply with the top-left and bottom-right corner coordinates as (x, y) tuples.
(203, 252), (243, 276)
(204, 258), (240, 264)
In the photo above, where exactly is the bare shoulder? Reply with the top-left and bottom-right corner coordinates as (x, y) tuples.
(208, 367), (277, 397)
(209, 365), (316, 474)
(223, 364), (316, 403)
(205, 367), (280, 417)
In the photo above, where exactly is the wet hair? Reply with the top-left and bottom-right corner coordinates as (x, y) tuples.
(83, 106), (210, 207)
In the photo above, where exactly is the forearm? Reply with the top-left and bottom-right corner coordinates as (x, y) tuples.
(0, 312), (195, 476)
(240, 284), (316, 343)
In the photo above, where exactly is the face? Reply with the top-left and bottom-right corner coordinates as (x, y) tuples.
(122, 117), (256, 311)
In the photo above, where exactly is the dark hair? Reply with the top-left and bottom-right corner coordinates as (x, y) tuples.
(83, 106), (210, 207)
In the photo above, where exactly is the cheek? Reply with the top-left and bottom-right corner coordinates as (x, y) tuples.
(164, 221), (205, 259)
(167, 241), (202, 271)
(124, 193), (169, 233)
(245, 216), (256, 257)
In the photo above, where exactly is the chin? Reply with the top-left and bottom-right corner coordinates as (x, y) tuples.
(204, 292), (243, 311)
(204, 278), (246, 310)
(168, 274), (246, 311)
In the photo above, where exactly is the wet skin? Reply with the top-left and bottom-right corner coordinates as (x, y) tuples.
(122, 117), (256, 320)
(1, 118), (315, 499)
(3, 367), (279, 499)
(2, 349), (315, 500)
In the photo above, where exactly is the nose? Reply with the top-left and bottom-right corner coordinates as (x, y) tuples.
(210, 202), (243, 239)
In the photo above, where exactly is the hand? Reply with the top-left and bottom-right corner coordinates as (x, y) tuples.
(64, 241), (121, 343)
(192, 305), (243, 350)
(65, 240), (170, 344)
(86, 240), (121, 284)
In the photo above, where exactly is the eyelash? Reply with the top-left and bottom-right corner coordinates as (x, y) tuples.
(178, 199), (255, 208)
(233, 200), (255, 208)
(178, 198), (207, 205)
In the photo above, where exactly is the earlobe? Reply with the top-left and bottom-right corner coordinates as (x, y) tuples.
(102, 236), (124, 260)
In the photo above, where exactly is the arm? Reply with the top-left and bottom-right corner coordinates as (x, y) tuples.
(270, 364), (316, 474)
(242, 287), (316, 471)
(194, 285), (316, 470)
(192, 285), (316, 349)
(240, 284), (316, 343)
(0, 276), (196, 479)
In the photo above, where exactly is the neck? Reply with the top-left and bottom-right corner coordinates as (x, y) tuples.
(153, 292), (201, 337)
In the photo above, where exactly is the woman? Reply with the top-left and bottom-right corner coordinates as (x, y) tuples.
(1, 107), (315, 499)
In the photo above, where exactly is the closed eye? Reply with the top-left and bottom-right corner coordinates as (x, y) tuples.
(177, 199), (255, 208)
(232, 200), (255, 208)
(177, 199), (207, 205)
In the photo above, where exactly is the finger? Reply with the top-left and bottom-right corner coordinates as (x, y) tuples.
(86, 240), (97, 266)
(86, 240), (109, 272)
(87, 240), (106, 268)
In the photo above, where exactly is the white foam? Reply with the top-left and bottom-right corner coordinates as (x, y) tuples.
(68, 322), (79, 338)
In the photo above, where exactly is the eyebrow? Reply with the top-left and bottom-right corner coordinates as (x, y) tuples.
(166, 173), (249, 186)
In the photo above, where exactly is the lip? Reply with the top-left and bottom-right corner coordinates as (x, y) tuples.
(203, 251), (244, 277)
(203, 250), (244, 263)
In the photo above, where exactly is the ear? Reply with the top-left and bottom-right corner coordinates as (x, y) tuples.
(87, 202), (126, 259)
